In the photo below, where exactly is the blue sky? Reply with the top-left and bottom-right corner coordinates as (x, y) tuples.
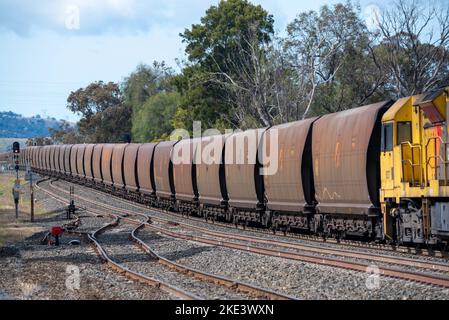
(0, 0), (390, 122)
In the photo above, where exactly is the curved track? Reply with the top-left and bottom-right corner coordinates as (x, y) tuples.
(43, 178), (449, 289)
(36, 178), (295, 300)
(67, 180), (449, 258)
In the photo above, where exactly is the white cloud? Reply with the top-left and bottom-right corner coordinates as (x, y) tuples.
(0, 0), (212, 36)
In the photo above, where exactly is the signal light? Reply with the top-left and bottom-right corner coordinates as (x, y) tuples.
(13, 142), (20, 154)
(51, 227), (62, 236)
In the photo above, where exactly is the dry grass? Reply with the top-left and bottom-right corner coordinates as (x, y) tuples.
(0, 174), (47, 246)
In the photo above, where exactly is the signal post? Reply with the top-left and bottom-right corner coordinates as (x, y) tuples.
(12, 142), (20, 220)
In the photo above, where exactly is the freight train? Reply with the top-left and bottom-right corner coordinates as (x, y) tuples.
(7, 87), (449, 245)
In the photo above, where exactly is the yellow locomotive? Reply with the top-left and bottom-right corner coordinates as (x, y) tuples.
(381, 87), (449, 244)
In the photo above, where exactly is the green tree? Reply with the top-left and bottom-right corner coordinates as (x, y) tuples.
(49, 120), (82, 144)
(132, 92), (180, 142)
(284, 1), (387, 117)
(67, 81), (131, 143)
(174, 0), (275, 130)
(26, 137), (53, 146)
(122, 61), (174, 115)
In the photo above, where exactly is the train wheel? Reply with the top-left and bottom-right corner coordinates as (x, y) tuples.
(272, 221), (278, 234)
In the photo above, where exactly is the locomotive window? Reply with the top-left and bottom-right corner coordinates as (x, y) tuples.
(381, 123), (393, 152)
(397, 122), (412, 145)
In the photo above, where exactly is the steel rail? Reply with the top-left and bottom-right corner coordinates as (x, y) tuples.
(37, 179), (293, 300)
(131, 218), (295, 300)
(35, 179), (201, 300)
(47, 179), (449, 274)
(68, 179), (448, 258)
(89, 216), (200, 300)
(44, 179), (449, 289)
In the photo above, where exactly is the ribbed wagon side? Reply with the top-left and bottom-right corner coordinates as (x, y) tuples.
(30, 147), (38, 170)
(92, 144), (104, 185)
(19, 148), (25, 167)
(49, 146), (56, 176)
(196, 134), (229, 220)
(76, 144), (87, 181)
(43, 146), (51, 173)
(172, 138), (200, 215)
(123, 143), (141, 198)
(38, 147), (44, 173)
(83, 144), (96, 184)
(153, 141), (178, 209)
(70, 145), (79, 179)
(101, 144), (115, 190)
(224, 129), (267, 225)
(111, 143), (127, 192)
(40, 147), (45, 173)
(136, 143), (158, 204)
(64, 145), (73, 177)
(261, 118), (317, 231)
(18, 148), (24, 167)
(311, 101), (391, 239)
(59, 145), (67, 176)
(54, 145), (62, 176)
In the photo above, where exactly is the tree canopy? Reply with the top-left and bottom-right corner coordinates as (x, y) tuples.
(67, 81), (132, 143)
(173, 0), (275, 130)
(54, 0), (449, 143)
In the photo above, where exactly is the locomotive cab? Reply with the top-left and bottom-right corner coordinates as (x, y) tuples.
(381, 87), (449, 244)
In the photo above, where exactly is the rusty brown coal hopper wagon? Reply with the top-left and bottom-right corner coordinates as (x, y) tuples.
(123, 143), (142, 200)
(70, 145), (82, 181)
(311, 101), (392, 239)
(31, 148), (36, 170)
(41, 145), (49, 173)
(101, 144), (115, 191)
(92, 144), (105, 186)
(225, 128), (267, 225)
(31, 147), (40, 171)
(63, 145), (73, 177)
(54, 145), (62, 177)
(42, 145), (49, 173)
(261, 117), (317, 231)
(153, 141), (178, 209)
(172, 138), (200, 215)
(196, 134), (229, 221)
(76, 145), (87, 181)
(111, 143), (127, 194)
(136, 142), (158, 205)
(83, 144), (96, 185)
(41, 146), (50, 174)
(57, 145), (66, 176)
(48, 146), (56, 175)
(38, 147), (44, 173)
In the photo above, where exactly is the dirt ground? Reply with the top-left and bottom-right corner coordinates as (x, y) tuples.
(0, 173), (51, 246)
(0, 174), (170, 300)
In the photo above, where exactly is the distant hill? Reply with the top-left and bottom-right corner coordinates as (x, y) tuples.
(0, 111), (61, 139)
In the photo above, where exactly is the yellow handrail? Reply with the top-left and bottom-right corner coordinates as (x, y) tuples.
(425, 136), (449, 185)
(400, 142), (423, 187)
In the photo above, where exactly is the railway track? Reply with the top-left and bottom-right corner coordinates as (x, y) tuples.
(35, 178), (199, 300)
(35, 178), (294, 300)
(44, 178), (449, 289)
(48, 179), (449, 270)
(59, 179), (448, 258)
